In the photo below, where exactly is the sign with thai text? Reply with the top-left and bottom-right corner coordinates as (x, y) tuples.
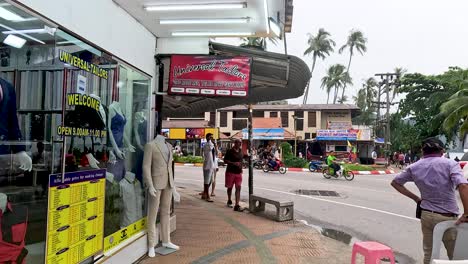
(168, 55), (251, 97)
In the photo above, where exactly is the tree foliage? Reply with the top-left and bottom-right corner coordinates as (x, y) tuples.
(392, 67), (468, 151)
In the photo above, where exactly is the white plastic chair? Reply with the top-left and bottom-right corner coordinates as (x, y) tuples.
(431, 220), (468, 263)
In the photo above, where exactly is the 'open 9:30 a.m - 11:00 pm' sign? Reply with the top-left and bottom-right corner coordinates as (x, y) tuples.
(168, 55), (252, 98)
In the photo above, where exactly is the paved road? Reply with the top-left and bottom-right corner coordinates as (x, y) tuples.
(174, 166), (462, 263)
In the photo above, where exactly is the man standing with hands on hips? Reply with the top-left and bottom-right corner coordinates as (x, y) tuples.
(391, 137), (468, 264)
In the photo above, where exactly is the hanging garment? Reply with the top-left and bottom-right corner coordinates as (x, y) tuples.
(104, 180), (121, 237)
(111, 113), (126, 148)
(0, 79), (25, 155)
(119, 177), (143, 228)
(0, 202), (28, 264)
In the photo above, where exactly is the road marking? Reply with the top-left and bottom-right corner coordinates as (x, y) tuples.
(175, 178), (419, 222)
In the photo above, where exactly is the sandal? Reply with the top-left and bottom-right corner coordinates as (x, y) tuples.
(233, 205), (244, 212)
(227, 200), (233, 208)
(206, 198), (214, 202)
(210, 193), (216, 197)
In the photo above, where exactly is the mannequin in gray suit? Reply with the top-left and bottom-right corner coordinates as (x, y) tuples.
(143, 134), (179, 257)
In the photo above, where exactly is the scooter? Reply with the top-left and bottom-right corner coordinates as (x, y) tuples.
(308, 160), (324, 172)
(263, 159), (287, 174)
(322, 163), (354, 181)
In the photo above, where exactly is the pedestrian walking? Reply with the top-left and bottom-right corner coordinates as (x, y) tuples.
(201, 133), (216, 202)
(224, 139), (244, 211)
(391, 137), (468, 264)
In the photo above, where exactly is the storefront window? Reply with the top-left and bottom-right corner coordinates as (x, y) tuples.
(0, 2), (61, 263)
(0, 2), (151, 263)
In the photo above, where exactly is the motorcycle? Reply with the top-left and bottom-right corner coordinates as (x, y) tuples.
(322, 163), (354, 181)
(253, 159), (265, 170)
(263, 159), (287, 174)
(308, 160), (324, 172)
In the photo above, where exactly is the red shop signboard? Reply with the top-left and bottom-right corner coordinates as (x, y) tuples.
(168, 55), (252, 97)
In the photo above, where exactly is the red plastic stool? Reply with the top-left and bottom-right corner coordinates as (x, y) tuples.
(351, 241), (396, 264)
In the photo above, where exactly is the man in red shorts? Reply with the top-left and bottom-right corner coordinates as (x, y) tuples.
(224, 139), (244, 211)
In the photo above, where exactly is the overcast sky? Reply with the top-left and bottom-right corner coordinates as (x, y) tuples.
(263, 0), (468, 104)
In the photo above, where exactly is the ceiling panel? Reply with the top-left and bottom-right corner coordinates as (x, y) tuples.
(113, 0), (285, 38)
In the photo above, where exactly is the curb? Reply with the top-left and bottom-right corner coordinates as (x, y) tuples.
(351, 170), (396, 175)
(287, 168), (396, 174)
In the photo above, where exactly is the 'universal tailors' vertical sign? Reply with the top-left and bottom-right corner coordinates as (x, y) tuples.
(168, 55), (251, 97)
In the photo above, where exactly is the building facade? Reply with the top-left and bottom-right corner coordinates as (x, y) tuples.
(204, 104), (360, 139)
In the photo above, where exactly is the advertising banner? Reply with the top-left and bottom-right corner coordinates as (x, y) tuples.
(168, 55), (251, 97)
(242, 128), (284, 140)
(316, 129), (358, 141)
(186, 128), (205, 139)
(46, 169), (106, 264)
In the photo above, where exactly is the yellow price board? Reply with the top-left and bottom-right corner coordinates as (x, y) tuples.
(46, 169), (106, 264)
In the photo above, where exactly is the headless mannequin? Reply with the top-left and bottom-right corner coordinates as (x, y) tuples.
(108, 101), (135, 160)
(133, 111), (147, 151)
(88, 94), (105, 168)
(0, 82), (32, 171)
(0, 193), (7, 212)
(144, 135), (179, 258)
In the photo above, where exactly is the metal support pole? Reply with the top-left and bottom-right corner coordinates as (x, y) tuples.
(248, 104), (253, 196)
(385, 77), (391, 152)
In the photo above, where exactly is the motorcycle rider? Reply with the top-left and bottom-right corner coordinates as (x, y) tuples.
(327, 151), (341, 176)
(268, 153), (278, 170)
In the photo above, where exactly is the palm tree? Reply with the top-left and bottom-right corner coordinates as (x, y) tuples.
(353, 78), (377, 125)
(439, 88), (468, 136)
(321, 64), (352, 104)
(240, 37), (278, 50)
(338, 30), (367, 103)
(303, 28), (336, 104)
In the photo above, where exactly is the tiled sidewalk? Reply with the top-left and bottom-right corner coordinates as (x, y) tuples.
(139, 188), (354, 264)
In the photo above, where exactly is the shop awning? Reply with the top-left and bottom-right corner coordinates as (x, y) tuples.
(160, 42), (311, 118)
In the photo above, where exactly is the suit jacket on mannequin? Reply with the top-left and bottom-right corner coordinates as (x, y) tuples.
(142, 138), (174, 190)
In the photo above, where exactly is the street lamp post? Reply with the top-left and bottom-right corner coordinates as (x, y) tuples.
(248, 104), (253, 196)
(293, 115), (297, 157)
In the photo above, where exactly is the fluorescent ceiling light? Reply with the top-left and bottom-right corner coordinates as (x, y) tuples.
(172, 31), (254, 37)
(145, 3), (246, 11)
(269, 18), (281, 37)
(0, 6), (24, 21)
(3, 34), (26, 48)
(57, 40), (83, 45)
(3, 28), (44, 34)
(160, 18), (250, 25)
(2, 26), (56, 35)
(0, 23), (45, 44)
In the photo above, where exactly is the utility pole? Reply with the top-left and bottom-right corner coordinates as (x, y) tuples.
(375, 73), (399, 152)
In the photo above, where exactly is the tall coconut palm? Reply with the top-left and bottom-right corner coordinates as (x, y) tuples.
(321, 64), (352, 104)
(338, 30), (367, 103)
(303, 28), (336, 104)
(439, 89), (468, 136)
